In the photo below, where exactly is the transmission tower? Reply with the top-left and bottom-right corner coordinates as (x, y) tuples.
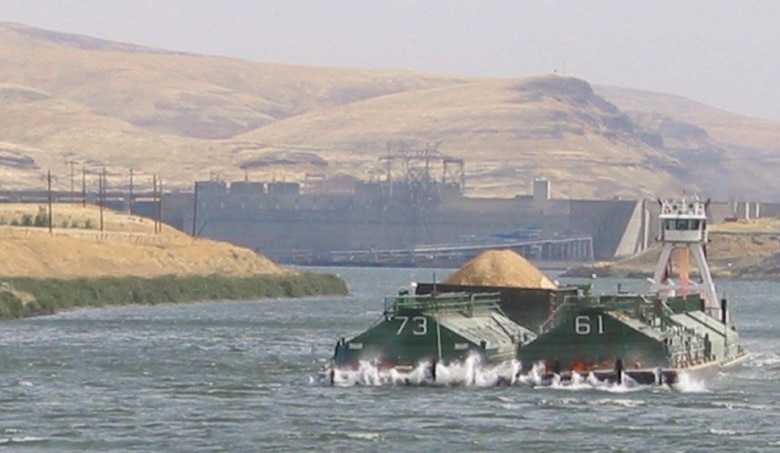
(379, 141), (450, 260)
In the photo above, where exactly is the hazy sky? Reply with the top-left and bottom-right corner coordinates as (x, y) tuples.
(0, 0), (777, 119)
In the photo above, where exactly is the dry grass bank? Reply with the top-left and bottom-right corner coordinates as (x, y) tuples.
(0, 203), (288, 278)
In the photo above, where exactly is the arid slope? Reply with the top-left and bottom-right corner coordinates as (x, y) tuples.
(0, 203), (288, 278)
(0, 22), (778, 201)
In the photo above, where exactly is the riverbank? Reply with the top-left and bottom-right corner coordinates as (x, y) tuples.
(0, 203), (348, 320)
(561, 218), (780, 280)
(0, 273), (348, 321)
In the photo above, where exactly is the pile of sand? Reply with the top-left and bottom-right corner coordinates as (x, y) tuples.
(443, 249), (557, 289)
(0, 203), (289, 279)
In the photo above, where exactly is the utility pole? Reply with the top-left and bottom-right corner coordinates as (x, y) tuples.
(68, 160), (75, 203)
(152, 175), (160, 234)
(191, 181), (199, 236)
(157, 176), (163, 233)
(99, 167), (105, 232)
(129, 168), (134, 214)
(81, 164), (87, 207)
(47, 169), (53, 234)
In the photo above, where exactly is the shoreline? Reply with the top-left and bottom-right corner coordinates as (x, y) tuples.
(0, 272), (349, 322)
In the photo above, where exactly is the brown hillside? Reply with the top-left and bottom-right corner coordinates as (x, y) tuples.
(235, 77), (682, 198)
(594, 85), (780, 153)
(0, 203), (288, 278)
(444, 249), (557, 289)
(0, 23), (778, 201)
(594, 85), (780, 199)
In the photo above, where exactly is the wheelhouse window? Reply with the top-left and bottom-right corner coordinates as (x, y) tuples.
(665, 219), (702, 230)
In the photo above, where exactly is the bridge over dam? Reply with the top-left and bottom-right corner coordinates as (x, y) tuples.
(288, 236), (594, 268)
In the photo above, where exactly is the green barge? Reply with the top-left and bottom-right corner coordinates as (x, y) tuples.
(513, 286), (745, 385)
(327, 291), (535, 384)
(325, 196), (748, 386)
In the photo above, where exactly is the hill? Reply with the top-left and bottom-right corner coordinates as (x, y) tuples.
(0, 203), (288, 278)
(0, 22), (778, 200)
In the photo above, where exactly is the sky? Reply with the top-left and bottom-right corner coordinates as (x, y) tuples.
(0, 0), (777, 120)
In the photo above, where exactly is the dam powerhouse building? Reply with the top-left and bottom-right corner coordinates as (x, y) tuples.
(156, 167), (773, 267)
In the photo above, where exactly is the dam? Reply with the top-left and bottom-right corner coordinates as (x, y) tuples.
(156, 167), (780, 268)
(162, 174), (649, 267)
(2, 157), (774, 268)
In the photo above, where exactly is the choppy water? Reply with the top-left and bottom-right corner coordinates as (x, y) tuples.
(1, 267), (779, 452)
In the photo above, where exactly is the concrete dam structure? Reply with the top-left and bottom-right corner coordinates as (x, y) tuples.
(159, 176), (654, 267)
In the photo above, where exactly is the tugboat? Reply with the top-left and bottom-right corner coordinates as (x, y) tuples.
(516, 196), (749, 384)
(324, 290), (536, 385)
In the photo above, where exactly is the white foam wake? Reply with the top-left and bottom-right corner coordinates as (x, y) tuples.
(313, 356), (706, 392)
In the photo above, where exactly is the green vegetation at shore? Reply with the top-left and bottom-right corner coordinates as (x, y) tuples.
(0, 272), (349, 321)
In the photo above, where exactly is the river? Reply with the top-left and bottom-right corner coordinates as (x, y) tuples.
(1, 266), (778, 452)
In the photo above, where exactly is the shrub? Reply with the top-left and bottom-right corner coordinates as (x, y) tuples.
(33, 206), (49, 227)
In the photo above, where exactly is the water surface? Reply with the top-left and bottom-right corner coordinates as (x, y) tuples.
(1, 267), (778, 452)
